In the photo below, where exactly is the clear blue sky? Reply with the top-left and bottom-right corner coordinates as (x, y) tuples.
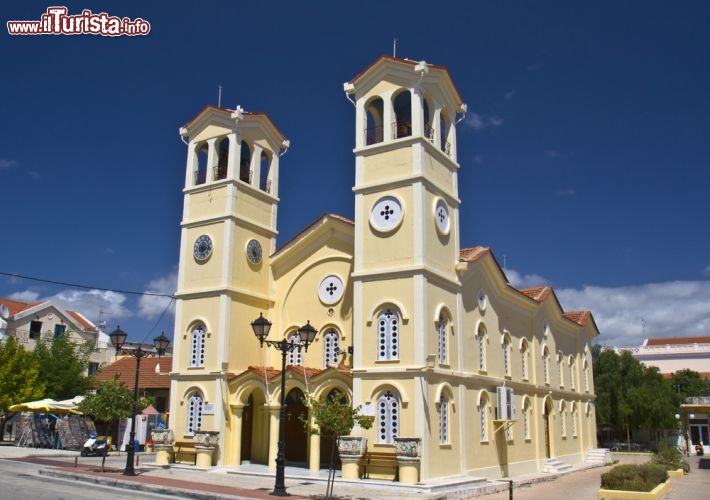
(2, 1), (709, 346)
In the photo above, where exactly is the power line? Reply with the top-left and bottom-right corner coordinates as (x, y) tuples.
(0, 271), (175, 298)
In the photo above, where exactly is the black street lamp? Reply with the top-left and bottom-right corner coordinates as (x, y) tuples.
(251, 313), (317, 496)
(109, 326), (170, 476)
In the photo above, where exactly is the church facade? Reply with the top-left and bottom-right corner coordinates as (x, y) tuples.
(168, 56), (600, 480)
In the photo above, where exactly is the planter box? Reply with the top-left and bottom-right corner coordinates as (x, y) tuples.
(598, 479), (670, 499)
(666, 468), (685, 478)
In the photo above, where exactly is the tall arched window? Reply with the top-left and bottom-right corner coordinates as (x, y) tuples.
(215, 137), (229, 180)
(377, 309), (399, 361)
(437, 314), (447, 364)
(287, 332), (302, 366)
(190, 325), (206, 367)
(393, 90), (412, 139)
(584, 359), (590, 393)
(477, 324), (487, 371)
(239, 140), (251, 183)
(557, 352), (564, 388)
(542, 346), (550, 385)
(323, 329), (340, 368)
(571, 402), (578, 437)
(520, 339), (530, 381)
(186, 392), (204, 435)
(560, 401), (567, 437)
(439, 111), (452, 156)
(377, 390), (400, 444)
(522, 397), (532, 440)
(259, 150), (271, 192)
(438, 392), (449, 444)
(479, 392), (490, 442)
(502, 332), (511, 377)
(195, 142), (208, 185)
(365, 97), (384, 145)
(568, 355), (576, 391)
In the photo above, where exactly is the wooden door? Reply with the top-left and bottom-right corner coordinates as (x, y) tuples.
(284, 389), (308, 464)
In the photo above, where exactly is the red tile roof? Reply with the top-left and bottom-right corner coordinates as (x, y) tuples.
(92, 356), (172, 389)
(563, 311), (592, 326)
(348, 55), (464, 104)
(459, 246), (491, 262)
(233, 365), (350, 383)
(0, 297), (96, 331)
(181, 105), (286, 141)
(646, 336), (710, 346)
(519, 286), (553, 302)
(0, 297), (42, 317)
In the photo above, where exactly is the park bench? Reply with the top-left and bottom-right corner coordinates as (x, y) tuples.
(173, 440), (197, 465)
(359, 451), (399, 481)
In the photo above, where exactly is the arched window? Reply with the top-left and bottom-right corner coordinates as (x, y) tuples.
(477, 324), (487, 371)
(287, 332), (302, 366)
(568, 355), (576, 391)
(215, 137), (229, 180)
(365, 97), (384, 145)
(259, 150), (271, 193)
(377, 309), (399, 361)
(522, 398), (532, 440)
(377, 390), (400, 444)
(502, 332), (511, 377)
(557, 352), (564, 388)
(479, 392), (490, 442)
(542, 347), (550, 385)
(438, 392), (449, 444)
(520, 339), (530, 381)
(437, 314), (447, 364)
(583, 359), (590, 393)
(195, 142), (208, 185)
(190, 325), (206, 367)
(571, 402), (578, 437)
(560, 401), (567, 437)
(323, 329), (340, 368)
(393, 90), (412, 139)
(239, 140), (251, 183)
(186, 392), (203, 435)
(440, 111), (452, 156)
(423, 97), (434, 142)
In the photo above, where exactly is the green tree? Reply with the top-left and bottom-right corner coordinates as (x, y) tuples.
(0, 337), (45, 411)
(670, 369), (710, 402)
(301, 390), (373, 499)
(32, 333), (91, 400)
(593, 346), (679, 447)
(78, 374), (151, 436)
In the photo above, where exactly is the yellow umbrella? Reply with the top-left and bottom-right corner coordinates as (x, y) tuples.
(8, 398), (57, 413)
(49, 396), (84, 415)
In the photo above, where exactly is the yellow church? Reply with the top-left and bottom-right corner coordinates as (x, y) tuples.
(168, 55), (601, 482)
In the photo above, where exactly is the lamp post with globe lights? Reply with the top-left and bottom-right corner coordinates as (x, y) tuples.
(251, 313), (317, 496)
(109, 326), (170, 476)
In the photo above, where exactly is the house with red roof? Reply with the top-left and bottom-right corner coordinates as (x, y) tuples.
(0, 296), (112, 374)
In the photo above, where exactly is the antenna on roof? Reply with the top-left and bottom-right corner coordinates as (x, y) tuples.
(393, 38), (397, 58)
(218, 84), (223, 108)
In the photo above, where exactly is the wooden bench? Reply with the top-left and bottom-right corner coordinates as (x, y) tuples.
(359, 451), (399, 481)
(173, 441), (197, 465)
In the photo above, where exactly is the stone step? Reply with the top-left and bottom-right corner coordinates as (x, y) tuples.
(585, 448), (612, 464)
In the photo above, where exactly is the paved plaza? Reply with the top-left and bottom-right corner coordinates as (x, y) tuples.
(1, 444), (709, 499)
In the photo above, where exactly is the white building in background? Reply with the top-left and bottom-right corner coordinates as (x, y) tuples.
(0, 296), (112, 374)
(629, 336), (710, 380)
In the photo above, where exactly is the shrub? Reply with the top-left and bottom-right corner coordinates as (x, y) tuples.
(651, 445), (690, 473)
(600, 463), (668, 492)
